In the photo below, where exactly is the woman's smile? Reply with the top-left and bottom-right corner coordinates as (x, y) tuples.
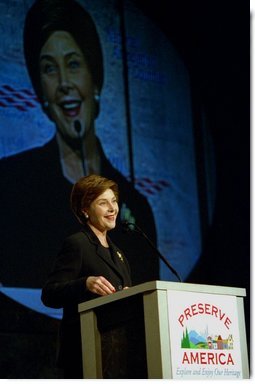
(58, 98), (81, 117)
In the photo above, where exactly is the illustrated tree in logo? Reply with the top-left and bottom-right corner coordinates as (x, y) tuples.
(181, 327), (190, 348)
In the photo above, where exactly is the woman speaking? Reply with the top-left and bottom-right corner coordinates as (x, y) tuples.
(41, 174), (147, 379)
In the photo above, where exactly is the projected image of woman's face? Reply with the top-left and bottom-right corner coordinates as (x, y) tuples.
(39, 30), (96, 140)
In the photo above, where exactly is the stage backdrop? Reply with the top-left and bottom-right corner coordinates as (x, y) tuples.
(0, 0), (214, 318)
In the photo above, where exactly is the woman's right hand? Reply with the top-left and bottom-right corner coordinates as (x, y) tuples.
(86, 276), (116, 296)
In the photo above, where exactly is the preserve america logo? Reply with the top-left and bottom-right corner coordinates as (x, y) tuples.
(167, 290), (243, 379)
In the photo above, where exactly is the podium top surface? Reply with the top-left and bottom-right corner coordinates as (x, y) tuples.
(78, 280), (246, 313)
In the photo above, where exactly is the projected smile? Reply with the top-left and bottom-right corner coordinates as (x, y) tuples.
(60, 100), (81, 116)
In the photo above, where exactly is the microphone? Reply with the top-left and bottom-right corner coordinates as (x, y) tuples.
(74, 120), (86, 175)
(121, 220), (182, 282)
(74, 120), (82, 134)
(121, 220), (132, 233)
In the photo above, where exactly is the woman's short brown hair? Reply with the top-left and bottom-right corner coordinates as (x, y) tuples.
(71, 174), (119, 224)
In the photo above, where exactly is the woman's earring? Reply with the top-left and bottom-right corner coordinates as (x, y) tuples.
(94, 91), (100, 102)
(94, 90), (100, 118)
(84, 212), (89, 219)
(43, 100), (49, 109)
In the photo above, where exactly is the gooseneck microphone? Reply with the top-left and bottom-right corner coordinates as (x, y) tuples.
(74, 120), (86, 175)
(74, 120), (82, 134)
(122, 220), (182, 282)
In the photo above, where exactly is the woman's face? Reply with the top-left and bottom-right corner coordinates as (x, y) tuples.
(85, 188), (119, 233)
(39, 31), (96, 139)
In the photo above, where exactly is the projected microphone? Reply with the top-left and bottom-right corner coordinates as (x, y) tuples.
(74, 119), (82, 134)
(121, 220), (182, 282)
(74, 120), (86, 175)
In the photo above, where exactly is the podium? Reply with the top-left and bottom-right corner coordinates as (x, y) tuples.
(78, 280), (249, 379)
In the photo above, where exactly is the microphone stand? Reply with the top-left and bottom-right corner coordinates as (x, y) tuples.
(74, 120), (86, 175)
(123, 221), (182, 282)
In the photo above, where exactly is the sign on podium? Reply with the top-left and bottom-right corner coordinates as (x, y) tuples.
(78, 280), (249, 379)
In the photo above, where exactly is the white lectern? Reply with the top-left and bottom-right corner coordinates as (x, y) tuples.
(78, 280), (249, 379)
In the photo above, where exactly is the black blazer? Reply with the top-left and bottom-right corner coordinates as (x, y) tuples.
(41, 225), (134, 372)
(41, 224), (132, 309)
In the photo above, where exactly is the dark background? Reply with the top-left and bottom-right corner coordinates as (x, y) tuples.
(0, 0), (250, 378)
(136, 0), (250, 324)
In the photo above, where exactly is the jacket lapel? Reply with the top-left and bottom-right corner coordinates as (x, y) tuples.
(81, 225), (127, 277)
(108, 239), (125, 265)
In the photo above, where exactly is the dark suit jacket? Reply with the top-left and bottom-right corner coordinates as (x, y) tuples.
(41, 224), (132, 309)
(41, 224), (137, 374)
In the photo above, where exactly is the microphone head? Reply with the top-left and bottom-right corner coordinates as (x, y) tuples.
(74, 120), (82, 134)
(121, 220), (131, 233)
(121, 220), (136, 233)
